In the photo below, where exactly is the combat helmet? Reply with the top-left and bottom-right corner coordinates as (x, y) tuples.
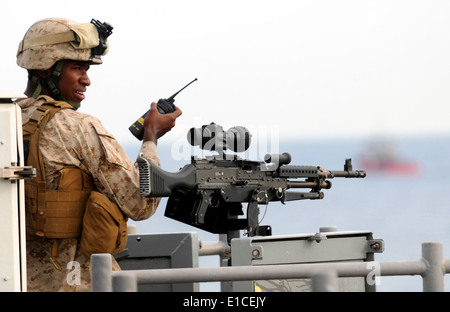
(16, 18), (112, 106)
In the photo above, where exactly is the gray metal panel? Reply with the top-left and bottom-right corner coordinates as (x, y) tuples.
(252, 236), (369, 265)
(231, 230), (381, 292)
(116, 232), (199, 292)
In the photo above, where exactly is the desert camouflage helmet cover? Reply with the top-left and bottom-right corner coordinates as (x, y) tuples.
(17, 18), (110, 70)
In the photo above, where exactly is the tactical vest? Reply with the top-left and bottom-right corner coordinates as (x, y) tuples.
(23, 97), (95, 239)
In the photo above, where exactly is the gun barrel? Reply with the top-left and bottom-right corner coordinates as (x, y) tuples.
(330, 170), (366, 178)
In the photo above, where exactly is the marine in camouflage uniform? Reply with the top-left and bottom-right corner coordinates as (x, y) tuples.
(16, 18), (182, 291)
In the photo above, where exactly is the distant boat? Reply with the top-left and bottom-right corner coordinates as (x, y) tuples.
(358, 139), (421, 177)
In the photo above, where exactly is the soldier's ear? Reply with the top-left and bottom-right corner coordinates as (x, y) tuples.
(34, 68), (53, 79)
(32, 63), (57, 79)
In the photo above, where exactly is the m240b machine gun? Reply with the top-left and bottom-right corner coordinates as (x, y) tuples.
(137, 123), (366, 242)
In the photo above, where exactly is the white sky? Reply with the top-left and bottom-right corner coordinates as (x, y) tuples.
(1, 0), (450, 143)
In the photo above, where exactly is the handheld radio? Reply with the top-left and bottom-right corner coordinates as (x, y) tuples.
(129, 78), (197, 140)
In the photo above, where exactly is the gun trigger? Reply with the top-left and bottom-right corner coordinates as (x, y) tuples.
(194, 190), (211, 225)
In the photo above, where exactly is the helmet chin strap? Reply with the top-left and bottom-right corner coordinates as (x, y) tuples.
(30, 60), (81, 109)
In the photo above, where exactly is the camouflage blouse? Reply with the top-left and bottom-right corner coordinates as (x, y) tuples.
(18, 96), (161, 291)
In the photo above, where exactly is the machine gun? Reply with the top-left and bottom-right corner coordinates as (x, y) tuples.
(137, 123), (366, 242)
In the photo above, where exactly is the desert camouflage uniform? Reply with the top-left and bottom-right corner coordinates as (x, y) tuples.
(18, 96), (161, 291)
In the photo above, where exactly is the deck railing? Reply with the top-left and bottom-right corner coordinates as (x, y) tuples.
(91, 241), (450, 292)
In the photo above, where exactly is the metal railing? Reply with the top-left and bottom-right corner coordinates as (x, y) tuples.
(91, 241), (450, 292)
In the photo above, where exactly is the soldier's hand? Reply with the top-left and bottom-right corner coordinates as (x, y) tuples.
(143, 102), (182, 143)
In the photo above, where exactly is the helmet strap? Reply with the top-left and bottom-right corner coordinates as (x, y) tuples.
(30, 61), (81, 109)
(31, 79), (43, 99)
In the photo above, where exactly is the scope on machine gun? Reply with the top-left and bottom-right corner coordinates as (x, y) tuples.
(187, 122), (252, 153)
(137, 123), (366, 242)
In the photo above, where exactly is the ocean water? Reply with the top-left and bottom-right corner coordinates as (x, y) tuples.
(123, 134), (450, 292)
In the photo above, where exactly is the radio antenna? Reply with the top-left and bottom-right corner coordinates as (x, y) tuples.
(167, 78), (198, 101)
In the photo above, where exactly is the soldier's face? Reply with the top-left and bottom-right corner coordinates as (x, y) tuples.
(58, 60), (91, 103)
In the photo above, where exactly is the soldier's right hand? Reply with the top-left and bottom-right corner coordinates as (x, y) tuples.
(143, 102), (182, 143)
